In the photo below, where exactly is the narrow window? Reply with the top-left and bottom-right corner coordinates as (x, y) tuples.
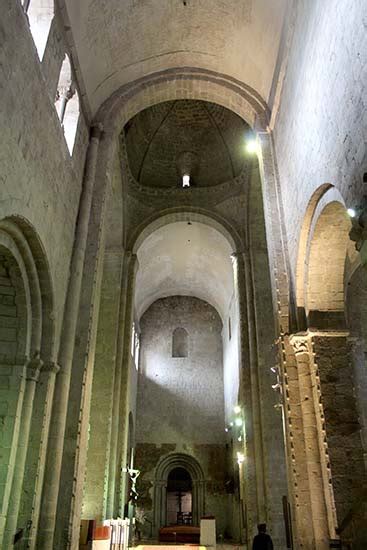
(134, 330), (140, 370)
(24, 0), (54, 60)
(228, 317), (232, 340)
(172, 327), (188, 358)
(55, 54), (80, 154)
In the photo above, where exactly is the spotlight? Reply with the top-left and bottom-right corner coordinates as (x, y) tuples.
(225, 427), (229, 433)
(237, 452), (245, 465)
(237, 435), (242, 442)
(234, 405), (241, 414)
(235, 417), (243, 427)
(347, 208), (356, 218)
(245, 139), (258, 155)
(270, 366), (278, 374)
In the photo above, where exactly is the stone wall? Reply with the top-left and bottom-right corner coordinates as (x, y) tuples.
(135, 296), (238, 538)
(273, 0), (367, 284)
(1, 0), (89, 350)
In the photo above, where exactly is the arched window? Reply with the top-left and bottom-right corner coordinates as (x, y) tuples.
(172, 327), (188, 358)
(23, 0), (54, 60)
(55, 54), (80, 154)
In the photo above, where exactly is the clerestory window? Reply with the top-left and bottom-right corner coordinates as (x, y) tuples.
(55, 54), (80, 154)
(23, 0), (54, 60)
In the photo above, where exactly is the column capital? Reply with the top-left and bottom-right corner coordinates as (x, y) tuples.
(43, 361), (61, 375)
(289, 333), (310, 356)
(26, 351), (44, 382)
(91, 123), (104, 140)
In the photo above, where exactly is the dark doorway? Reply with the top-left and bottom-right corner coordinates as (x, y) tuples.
(166, 467), (192, 525)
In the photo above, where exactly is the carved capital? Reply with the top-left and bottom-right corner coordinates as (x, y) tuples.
(43, 361), (61, 375)
(26, 351), (43, 382)
(290, 335), (309, 356)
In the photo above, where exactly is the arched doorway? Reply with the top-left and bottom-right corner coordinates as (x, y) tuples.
(153, 453), (205, 534)
(166, 467), (192, 526)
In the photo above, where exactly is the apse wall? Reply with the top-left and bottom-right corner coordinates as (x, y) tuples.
(135, 296), (235, 537)
(273, 0), (367, 282)
(1, 2), (89, 346)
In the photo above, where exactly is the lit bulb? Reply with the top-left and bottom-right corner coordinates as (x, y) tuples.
(229, 421), (234, 427)
(347, 208), (356, 218)
(237, 452), (245, 464)
(234, 405), (241, 414)
(235, 417), (243, 427)
(245, 139), (258, 154)
(182, 174), (190, 187)
(238, 435), (242, 442)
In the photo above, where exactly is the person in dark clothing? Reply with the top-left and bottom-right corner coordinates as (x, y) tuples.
(252, 523), (274, 550)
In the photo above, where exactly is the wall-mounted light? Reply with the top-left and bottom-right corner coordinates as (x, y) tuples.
(234, 405), (241, 414)
(245, 139), (258, 155)
(237, 435), (242, 442)
(235, 417), (243, 427)
(237, 452), (245, 465)
(182, 174), (190, 187)
(347, 207), (356, 218)
(229, 421), (234, 427)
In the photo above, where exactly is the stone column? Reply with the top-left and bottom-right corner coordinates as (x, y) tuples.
(82, 248), (124, 521)
(290, 334), (330, 549)
(116, 253), (138, 517)
(3, 354), (43, 549)
(37, 124), (103, 549)
(256, 130), (299, 546)
(0, 361), (27, 547)
(26, 361), (60, 550)
(107, 251), (137, 518)
(242, 251), (266, 521)
(230, 251), (257, 547)
(153, 480), (166, 536)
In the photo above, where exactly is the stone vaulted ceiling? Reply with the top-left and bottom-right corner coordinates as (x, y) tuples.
(124, 99), (249, 188)
(64, 0), (288, 116)
(135, 221), (234, 321)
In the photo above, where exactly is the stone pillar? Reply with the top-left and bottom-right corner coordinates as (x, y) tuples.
(0, 361), (27, 547)
(256, 130), (299, 546)
(311, 333), (366, 537)
(82, 248), (124, 521)
(26, 362), (60, 550)
(242, 251), (266, 521)
(290, 334), (330, 549)
(37, 124), (104, 549)
(116, 253), (138, 517)
(230, 252), (257, 546)
(3, 354), (43, 549)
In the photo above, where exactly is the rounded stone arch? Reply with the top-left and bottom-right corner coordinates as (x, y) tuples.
(0, 216), (55, 363)
(91, 69), (269, 217)
(95, 68), (269, 134)
(295, 185), (357, 330)
(131, 207), (241, 254)
(153, 453), (205, 531)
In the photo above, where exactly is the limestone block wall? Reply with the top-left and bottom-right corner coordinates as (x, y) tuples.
(273, 0), (367, 283)
(136, 296), (235, 537)
(1, 1), (89, 350)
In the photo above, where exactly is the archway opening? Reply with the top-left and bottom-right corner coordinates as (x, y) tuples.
(133, 218), (241, 540)
(166, 467), (192, 526)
